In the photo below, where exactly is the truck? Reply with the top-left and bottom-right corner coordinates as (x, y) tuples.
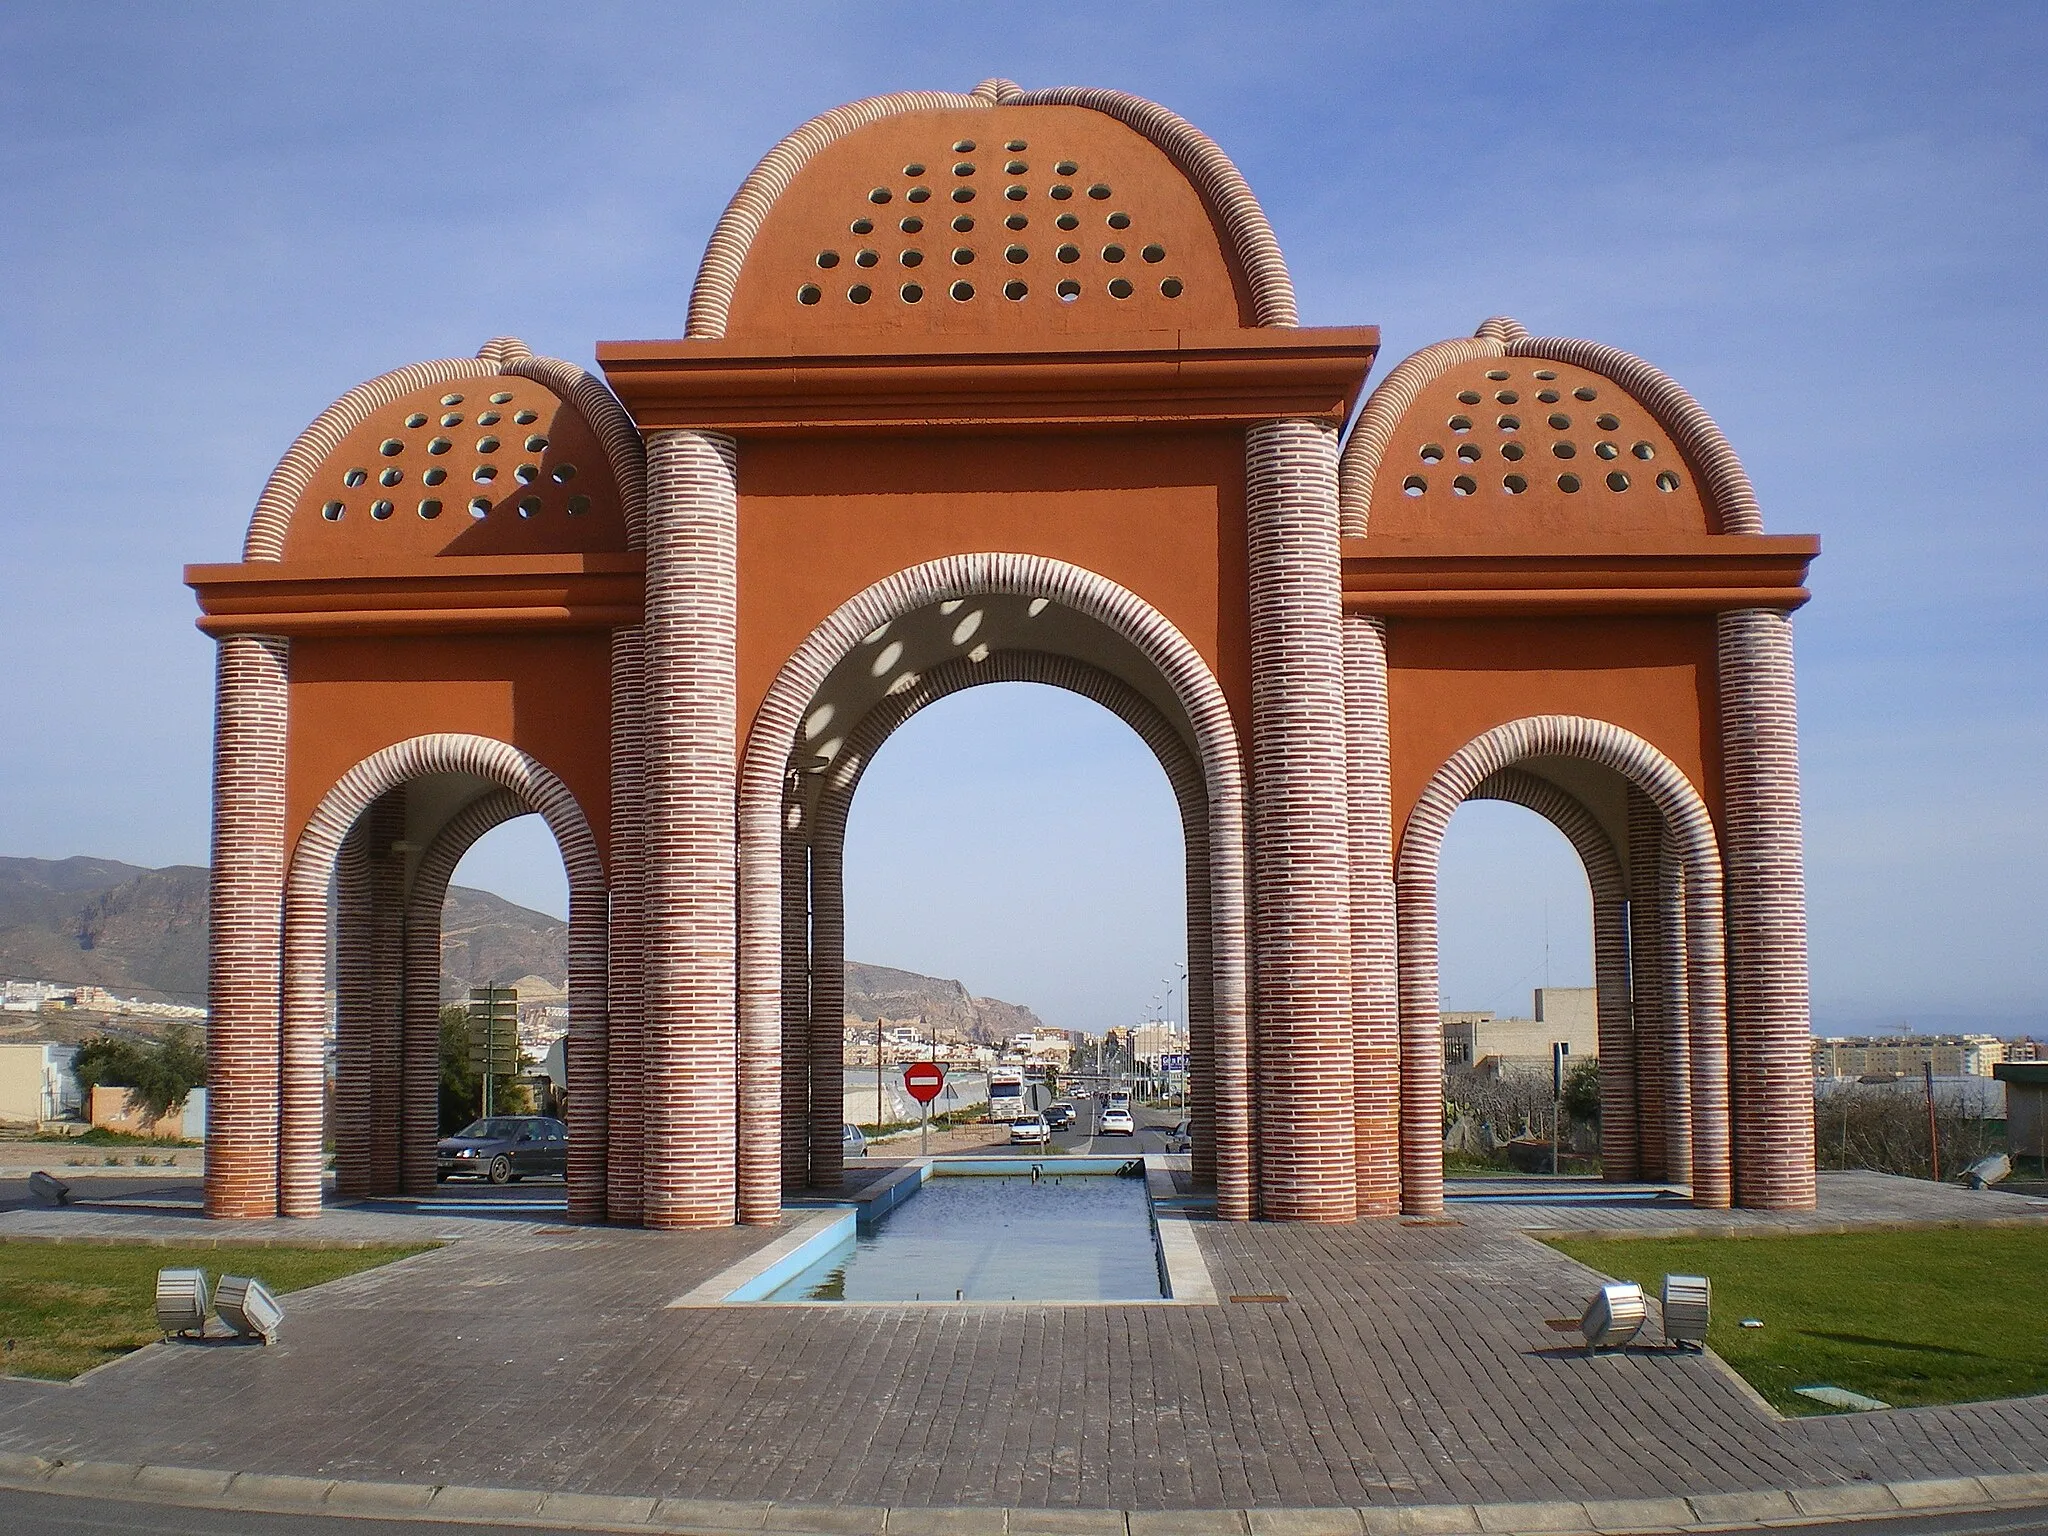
(988, 1070), (1027, 1122)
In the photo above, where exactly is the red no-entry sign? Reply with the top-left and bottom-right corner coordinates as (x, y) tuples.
(903, 1062), (946, 1105)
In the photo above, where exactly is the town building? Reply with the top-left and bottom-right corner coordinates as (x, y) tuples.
(1442, 989), (1599, 1078)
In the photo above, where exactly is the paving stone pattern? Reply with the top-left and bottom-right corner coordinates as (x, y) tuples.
(0, 1174), (2041, 1513)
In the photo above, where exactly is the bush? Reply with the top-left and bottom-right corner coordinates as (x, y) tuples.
(1814, 1080), (2003, 1180)
(73, 1027), (206, 1126)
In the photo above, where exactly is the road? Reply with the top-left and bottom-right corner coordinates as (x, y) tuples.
(946, 1095), (1183, 1158)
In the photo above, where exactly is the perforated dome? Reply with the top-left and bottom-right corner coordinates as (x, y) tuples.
(1366, 356), (1713, 538)
(720, 107), (1253, 338)
(282, 375), (628, 562)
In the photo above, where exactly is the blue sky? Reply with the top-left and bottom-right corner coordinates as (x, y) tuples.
(2, 4), (2042, 1034)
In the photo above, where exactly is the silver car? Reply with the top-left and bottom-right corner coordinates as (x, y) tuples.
(842, 1123), (867, 1158)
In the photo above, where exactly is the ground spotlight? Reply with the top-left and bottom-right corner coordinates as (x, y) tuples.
(27, 1170), (70, 1207)
(154, 1268), (210, 1338)
(1661, 1274), (1710, 1349)
(214, 1275), (283, 1344)
(1577, 1282), (1647, 1353)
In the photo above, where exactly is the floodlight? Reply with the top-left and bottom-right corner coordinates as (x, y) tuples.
(154, 1268), (210, 1338)
(1661, 1273), (1711, 1349)
(27, 1170), (70, 1207)
(1964, 1154), (2010, 1190)
(214, 1275), (283, 1344)
(1578, 1282), (1647, 1353)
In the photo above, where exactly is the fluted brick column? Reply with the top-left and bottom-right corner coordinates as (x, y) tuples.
(1719, 609), (1817, 1209)
(1626, 788), (1667, 1179)
(332, 821), (374, 1197)
(1657, 838), (1694, 1188)
(367, 794), (406, 1194)
(781, 817), (814, 1189)
(807, 810), (847, 1191)
(1246, 419), (1355, 1221)
(1343, 614), (1399, 1217)
(606, 627), (647, 1223)
(204, 634), (289, 1219)
(643, 430), (741, 1228)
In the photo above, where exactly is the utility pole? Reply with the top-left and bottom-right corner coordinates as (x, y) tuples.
(1924, 1059), (1941, 1183)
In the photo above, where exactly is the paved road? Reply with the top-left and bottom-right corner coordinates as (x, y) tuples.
(0, 1486), (577, 1535)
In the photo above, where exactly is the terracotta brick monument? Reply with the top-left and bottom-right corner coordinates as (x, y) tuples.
(188, 80), (1818, 1226)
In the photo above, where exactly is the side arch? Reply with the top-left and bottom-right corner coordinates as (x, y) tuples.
(279, 734), (609, 1221)
(740, 555), (1252, 1220)
(1396, 716), (1729, 1213)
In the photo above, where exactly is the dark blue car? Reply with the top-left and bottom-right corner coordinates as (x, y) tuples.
(436, 1116), (568, 1184)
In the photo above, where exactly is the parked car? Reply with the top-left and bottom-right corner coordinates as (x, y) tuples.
(1166, 1118), (1194, 1154)
(436, 1116), (568, 1184)
(843, 1123), (867, 1159)
(1099, 1106), (1136, 1136)
(1009, 1114), (1052, 1146)
(1044, 1103), (1076, 1131)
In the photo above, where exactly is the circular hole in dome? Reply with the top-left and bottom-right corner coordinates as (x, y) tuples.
(1485, 369), (1509, 381)
(1102, 243), (1126, 263)
(344, 468), (368, 487)
(1503, 474), (1528, 495)
(489, 391), (513, 404)
(1006, 160), (1027, 175)
(568, 494), (591, 515)
(1607, 471), (1632, 491)
(1596, 413), (1621, 432)
(853, 217), (874, 234)
(477, 435), (500, 453)
(370, 499), (394, 520)
(900, 282), (923, 303)
(1656, 471), (1681, 491)
(1160, 277), (1183, 297)
(1533, 369), (1556, 380)
(906, 187), (931, 203)
(379, 467), (402, 486)
(1574, 386), (1598, 401)
(516, 464), (538, 484)
(1108, 212), (1132, 230)
(1108, 277), (1133, 298)
(951, 186), (975, 203)
(817, 251), (840, 269)
(524, 435), (548, 453)
(1005, 244), (1027, 263)
(900, 249), (923, 267)
(440, 393), (463, 406)
(405, 412), (428, 428)
(474, 465), (497, 483)
(1402, 474), (1427, 497)
(1595, 442), (1619, 461)
(1496, 414), (1521, 431)
(1457, 443), (1481, 463)
(1558, 472), (1582, 493)
(951, 280), (975, 300)
(953, 139), (976, 152)
(379, 438), (403, 456)
(1006, 139), (1027, 151)
(1005, 213), (1028, 230)
(1420, 443), (1445, 463)
(514, 409), (537, 424)
(952, 247), (974, 264)
(468, 497), (490, 519)
(1087, 183), (1111, 199)
(321, 500), (344, 521)
(1500, 442), (1526, 461)
(1055, 212), (1079, 231)
(869, 188), (892, 204)
(1449, 415), (1472, 434)
(1533, 390), (1558, 404)
(852, 250), (876, 268)
(848, 284), (872, 303)
(903, 162), (926, 177)
(550, 463), (575, 484)
(798, 284), (822, 305)
(1057, 279), (1081, 301)
(1548, 413), (1572, 430)
(1632, 441), (1656, 460)
(1055, 159), (1078, 175)
(477, 410), (500, 425)
(418, 498), (442, 519)
(1458, 390), (1482, 405)
(1005, 185), (1027, 201)
(1452, 475), (1476, 496)
(1056, 243), (1080, 263)
(1552, 441), (1577, 459)
(1050, 183), (1073, 200)
(952, 214), (974, 232)
(519, 496), (542, 518)
(441, 412), (463, 427)
(423, 467), (447, 485)
(1004, 280), (1028, 300)
(1142, 243), (1165, 262)
(953, 161), (975, 177)
(898, 215), (922, 233)
(1496, 390), (1519, 404)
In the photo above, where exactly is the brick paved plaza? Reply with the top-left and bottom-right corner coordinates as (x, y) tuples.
(0, 1170), (2043, 1524)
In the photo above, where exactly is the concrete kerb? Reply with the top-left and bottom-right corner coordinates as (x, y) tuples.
(2, 1455), (2046, 1535)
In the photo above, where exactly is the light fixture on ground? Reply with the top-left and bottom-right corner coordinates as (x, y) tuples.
(1577, 1282), (1647, 1353)
(1661, 1273), (1710, 1350)
(214, 1274), (284, 1344)
(154, 1268), (210, 1338)
(26, 1170), (69, 1207)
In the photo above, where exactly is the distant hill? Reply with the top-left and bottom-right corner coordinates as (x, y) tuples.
(0, 857), (1049, 1035)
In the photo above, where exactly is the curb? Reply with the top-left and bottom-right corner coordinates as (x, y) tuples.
(1, 1455), (2045, 1535)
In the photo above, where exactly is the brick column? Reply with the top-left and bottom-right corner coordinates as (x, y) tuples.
(781, 816), (813, 1189)
(642, 429), (739, 1229)
(606, 627), (647, 1223)
(1343, 614), (1399, 1217)
(1591, 877), (1637, 1181)
(204, 634), (288, 1219)
(332, 822), (374, 1197)
(367, 793), (406, 1194)
(1626, 789), (1667, 1179)
(1718, 608), (1817, 1209)
(808, 794), (848, 1191)
(1246, 419), (1355, 1221)
(399, 869), (444, 1197)
(1658, 839), (1693, 1187)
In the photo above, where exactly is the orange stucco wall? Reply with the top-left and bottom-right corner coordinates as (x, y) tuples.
(285, 633), (614, 864)
(1385, 614), (1724, 839)
(735, 427), (1251, 742)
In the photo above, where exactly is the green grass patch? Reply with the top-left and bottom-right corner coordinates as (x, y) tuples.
(27, 1126), (202, 1147)
(0, 1243), (432, 1381)
(1544, 1226), (2048, 1414)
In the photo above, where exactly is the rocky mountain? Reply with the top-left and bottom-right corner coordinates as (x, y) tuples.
(844, 961), (1049, 1044)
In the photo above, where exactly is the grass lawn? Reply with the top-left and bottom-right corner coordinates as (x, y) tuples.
(0, 1243), (433, 1381)
(1544, 1226), (2048, 1415)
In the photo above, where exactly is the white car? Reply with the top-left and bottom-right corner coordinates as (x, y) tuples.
(1009, 1114), (1052, 1146)
(1099, 1107), (1136, 1136)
